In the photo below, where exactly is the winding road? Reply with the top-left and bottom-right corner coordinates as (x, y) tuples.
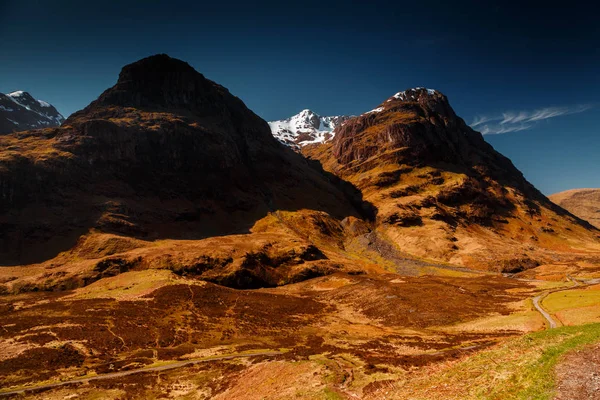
(0, 351), (282, 397)
(530, 276), (598, 330)
(532, 293), (557, 329)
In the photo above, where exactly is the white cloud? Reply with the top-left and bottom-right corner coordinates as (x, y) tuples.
(470, 115), (492, 127)
(479, 123), (533, 135)
(471, 104), (593, 135)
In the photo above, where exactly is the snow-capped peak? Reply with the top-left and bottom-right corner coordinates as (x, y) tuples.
(364, 87), (441, 115)
(268, 109), (353, 148)
(389, 87), (438, 102)
(1, 90), (65, 133)
(388, 87), (437, 101)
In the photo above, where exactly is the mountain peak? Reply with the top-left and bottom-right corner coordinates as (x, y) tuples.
(8, 90), (32, 99)
(90, 54), (230, 111)
(334, 88), (506, 173)
(363, 87), (452, 119)
(297, 109), (319, 116)
(7, 91), (39, 108)
(388, 87), (440, 102)
(117, 54), (198, 83)
(390, 88), (449, 108)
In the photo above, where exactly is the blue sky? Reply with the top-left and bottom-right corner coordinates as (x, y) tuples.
(0, 0), (598, 194)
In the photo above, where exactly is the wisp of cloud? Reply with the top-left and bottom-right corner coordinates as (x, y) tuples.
(471, 104), (593, 135)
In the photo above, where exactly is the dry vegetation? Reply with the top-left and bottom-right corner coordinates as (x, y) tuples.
(3, 269), (600, 399)
(303, 137), (600, 274)
(0, 270), (537, 398)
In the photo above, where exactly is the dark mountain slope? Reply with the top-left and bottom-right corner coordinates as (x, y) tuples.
(0, 55), (366, 265)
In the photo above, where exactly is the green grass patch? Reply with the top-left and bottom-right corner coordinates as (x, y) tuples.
(387, 323), (600, 399)
(492, 323), (600, 399)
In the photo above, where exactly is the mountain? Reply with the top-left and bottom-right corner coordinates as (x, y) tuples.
(0, 55), (368, 276)
(1, 58), (598, 280)
(550, 189), (600, 229)
(303, 87), (600, 271)
(0, 90), (64, 133)
(2, 59), (600, 397)
(268, 109), (351, 147)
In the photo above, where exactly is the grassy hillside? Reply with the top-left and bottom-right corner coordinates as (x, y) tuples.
(365, 323), (600, 399)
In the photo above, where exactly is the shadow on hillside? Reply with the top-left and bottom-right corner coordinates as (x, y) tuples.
(0, 145), (376, 266)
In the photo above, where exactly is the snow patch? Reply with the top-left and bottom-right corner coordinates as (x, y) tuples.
(366, 107), (384, 114)
(388, 87), (438, 102)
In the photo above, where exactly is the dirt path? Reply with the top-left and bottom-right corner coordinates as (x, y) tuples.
(0, 351), (282, 397)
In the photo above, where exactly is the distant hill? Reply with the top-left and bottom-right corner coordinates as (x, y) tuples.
(550, 189), (600, 229)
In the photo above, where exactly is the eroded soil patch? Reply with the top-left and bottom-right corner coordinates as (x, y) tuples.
(555, 343), (600, 400)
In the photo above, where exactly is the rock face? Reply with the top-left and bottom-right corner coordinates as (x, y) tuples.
(550, 189), (600, 229)
(0, 91), (64, 134)
(304, 88), (600, 269)
(268, 109), (351, 148)
(0, 55), (365, 265)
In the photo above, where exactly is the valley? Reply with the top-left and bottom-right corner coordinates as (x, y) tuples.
(2, 269), (600, 398)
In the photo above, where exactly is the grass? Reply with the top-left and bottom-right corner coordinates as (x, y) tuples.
(442, 299), (544, 333)
(371, 323), (600, 400)
(543, 285), (600, 326)
(530, 280), (573, 291)
(555, 306), (600, 326)
(543, 285), (600, 312)
(68, 269), (189, 300)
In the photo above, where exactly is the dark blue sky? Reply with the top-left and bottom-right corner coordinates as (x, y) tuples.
(0, 0), (598, 194)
